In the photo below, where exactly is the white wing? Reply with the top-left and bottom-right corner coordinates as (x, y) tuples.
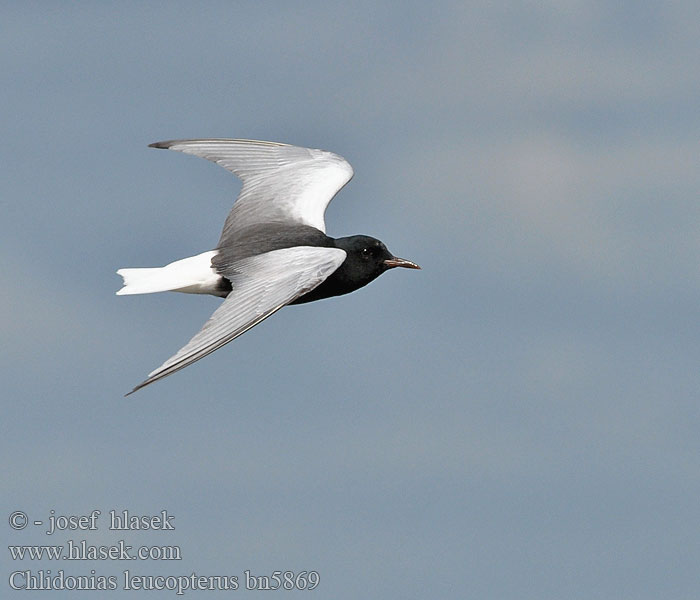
(149, 139), (354, 240)
(127, 246), (346, 395)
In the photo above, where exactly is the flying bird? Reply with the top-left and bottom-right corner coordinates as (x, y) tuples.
(117, 139), (420, 394)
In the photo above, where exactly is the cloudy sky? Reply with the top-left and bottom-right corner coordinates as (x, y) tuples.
(2, 2), (699, 598)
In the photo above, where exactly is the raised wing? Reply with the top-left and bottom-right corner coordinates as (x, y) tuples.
(126, 246), (346, 395)
(149, 139), (354, 241)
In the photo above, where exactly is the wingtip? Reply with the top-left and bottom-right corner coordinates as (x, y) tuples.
(148, 140), (173, 149)
(148, 138), (291, 150)
(124, 381), (145, 396)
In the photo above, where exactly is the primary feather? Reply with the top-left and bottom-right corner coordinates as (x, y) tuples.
(126, 246), (346, 395)
(149, 139), (354, 238)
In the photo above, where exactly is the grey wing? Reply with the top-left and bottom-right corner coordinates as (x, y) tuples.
(149, 139), (354, 240)
(126, 247), (346, 395)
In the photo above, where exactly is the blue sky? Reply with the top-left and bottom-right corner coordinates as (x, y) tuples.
(2, 2), (700, 598)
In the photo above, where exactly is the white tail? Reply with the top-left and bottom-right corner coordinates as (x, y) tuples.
(116, 251), (224, 296)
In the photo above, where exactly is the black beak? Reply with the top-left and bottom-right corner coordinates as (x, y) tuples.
(384, 256), (421, 270)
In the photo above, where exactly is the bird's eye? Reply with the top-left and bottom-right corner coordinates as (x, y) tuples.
(361, 247), (371, 258)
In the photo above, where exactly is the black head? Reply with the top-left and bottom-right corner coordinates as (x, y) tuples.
(334, 234), (420, 287)
(291, 235), (419, 304)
